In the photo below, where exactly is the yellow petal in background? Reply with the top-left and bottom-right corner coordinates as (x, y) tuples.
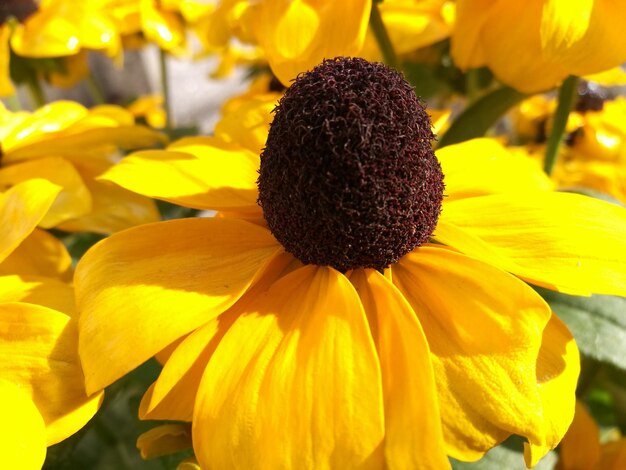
(541, 0), (626, 76)
(214, 93), (281, 155)
(10, 6), (80, 57)
(101, 137), (260, 212)
(361, 0), (453, 60)
(393, 246), (552, 461)
(557, 401), (601, 469)
(0, 156), (92, 228)
(193, 265), (385, 469)
(258, 0), (372, 85)
(524, 314), (580, 466)
(56, 159), (160, 234)
(449, 0), (492, 69)
(141, 0), (185, 52)
(350, 269), (450, 470)
(437, 138), (553, 201)
(0, 303), (103, 446)
(76, 218), (280, 394)
(0, 228), (72, 281)
(0, 25), (15, 97)
(440, 192), (626, 296)
(0, 380), (47, 470)
(0, 275), (76, 316)
(0, 179), (60, 264)
(137, 424), (192, 460)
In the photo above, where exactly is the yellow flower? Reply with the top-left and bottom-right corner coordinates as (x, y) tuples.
(512, 94), (626, 204)
(0, 179), (103, 469)
(1, 0), (122, 95)
(73, 58), (626, 468)
(558, 401), (626, 469)
(103, 0), (215, 54)
(451, 0), (626, 93)
(565, 97), (626, 203)
(9, 0), (121, 59)
(0, 100), (166, 233)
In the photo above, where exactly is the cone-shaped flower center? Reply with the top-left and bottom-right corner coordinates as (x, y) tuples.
(258, 57), (444, 272)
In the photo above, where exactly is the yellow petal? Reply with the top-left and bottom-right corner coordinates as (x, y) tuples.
(56, 161), (160, 234)
(439, 192), (626, 296)
(177, 457), (201, 470)
(585, 67), (626, 86)
(362, 0), (453, 60)
(214, 93), (280, 155)
(1, 101), (88, 155)
(0, 157), (92, 228)
(0, 227), (72, 281)
(450, 0), (492, 69)
(193, 265), (385, 469)
(523, 314), (580, 466)
(10, 7), (81, 57)
(541, 0), (626, 76)
(141, 0), (185, 51)
(0, 302), (104, 446)
(101, 137), (260, 212)
(76, 218), (281, 394)
(0, 380), (46, 470)
(0, 179), (61, 264)
(137, 424), (192, 460)
(349, 269), (450, 470)
(0, 26), (15, 97)
(141, 252), (295, 422)
(393, 246), (551, 461)
(557, 401), (601, 470)
(0, 275), (75, 316)
(478, 0), (568, 93)
(437, 138), (553, 202)
(258, 0), (372, 85)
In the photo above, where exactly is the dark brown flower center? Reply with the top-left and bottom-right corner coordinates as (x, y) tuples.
(257, 57), (444, 272)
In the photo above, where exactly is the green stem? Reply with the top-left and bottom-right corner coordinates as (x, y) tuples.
(544, 75), (579, 175)
(6, 93), (22, 111)
(159, 48), (173, 129)
(86, 73), (105, 105)
(25, 75), (46, 108)
(369, 1), (399, 71)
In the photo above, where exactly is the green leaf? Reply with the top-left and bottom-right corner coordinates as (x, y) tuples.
(438, 86), (527, 148)
(537, 287), (626, 371)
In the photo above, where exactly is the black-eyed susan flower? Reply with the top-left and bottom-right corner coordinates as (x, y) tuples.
(76, 57), (626, 468)
(451, 0), (626, 93)
(0, 178), (103, 469)
(0, 101), (166, 233)
(557, 401), (626, 469)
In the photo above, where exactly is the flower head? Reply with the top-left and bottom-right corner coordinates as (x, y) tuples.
(76, 58), (626, 468)
(259, 58), (443, 271)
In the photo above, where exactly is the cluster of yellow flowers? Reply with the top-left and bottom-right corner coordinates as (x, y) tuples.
(2, 1), (626, 469)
